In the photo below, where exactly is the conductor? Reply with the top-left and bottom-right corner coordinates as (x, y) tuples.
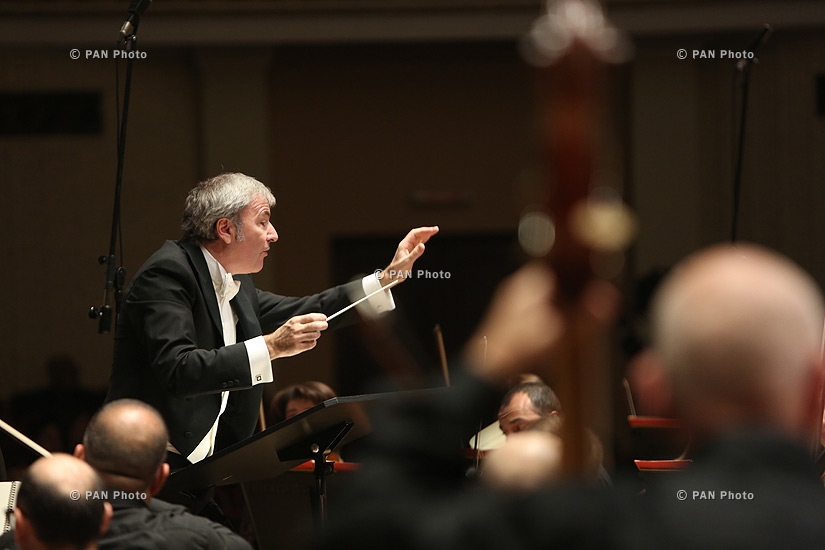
(105, 172), (438, 469)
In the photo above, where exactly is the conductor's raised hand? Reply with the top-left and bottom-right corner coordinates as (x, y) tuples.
(378, 226), (440, 286)
(264, 313), (328, 360)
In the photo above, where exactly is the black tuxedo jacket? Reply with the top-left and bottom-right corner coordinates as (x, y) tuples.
(106, 240), (360, 458)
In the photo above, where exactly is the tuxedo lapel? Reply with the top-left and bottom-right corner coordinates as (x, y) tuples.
(179, 241), (224, 340)
(231, 276), (261, 341)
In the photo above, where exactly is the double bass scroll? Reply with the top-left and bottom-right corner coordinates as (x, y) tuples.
(520, 0), (636, 477)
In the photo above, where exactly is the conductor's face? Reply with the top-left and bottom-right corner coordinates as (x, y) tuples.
(226, 194), (278, 274)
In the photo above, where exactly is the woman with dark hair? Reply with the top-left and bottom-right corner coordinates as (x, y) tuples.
(268, 381), (337, 424)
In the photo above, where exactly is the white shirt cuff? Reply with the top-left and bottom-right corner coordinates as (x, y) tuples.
(359, 273), (396, 317)
(246, 336), (273, 385)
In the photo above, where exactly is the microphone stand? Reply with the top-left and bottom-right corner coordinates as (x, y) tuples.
(730, 62), (754, 243)
(731, 25), (772, 243)
(89, 23), (141, 333)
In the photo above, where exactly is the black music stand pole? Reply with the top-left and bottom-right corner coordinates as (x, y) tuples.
(277, 420), (354, 533)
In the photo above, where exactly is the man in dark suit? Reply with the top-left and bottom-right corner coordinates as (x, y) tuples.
(106, 172), (437, 466)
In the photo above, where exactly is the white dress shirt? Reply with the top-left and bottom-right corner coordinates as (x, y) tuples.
(172, 247), (395, 463)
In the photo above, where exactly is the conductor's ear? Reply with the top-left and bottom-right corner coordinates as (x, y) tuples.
(215, 218), (235, 244)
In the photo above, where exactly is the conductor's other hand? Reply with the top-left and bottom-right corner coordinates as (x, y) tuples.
(377, 226), (439, 286)
(265, 313), (328, 360)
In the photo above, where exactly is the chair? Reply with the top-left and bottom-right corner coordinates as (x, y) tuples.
(623, 378), (691, 483)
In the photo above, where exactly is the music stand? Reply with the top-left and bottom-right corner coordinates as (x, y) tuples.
(165, 389), (443, 540)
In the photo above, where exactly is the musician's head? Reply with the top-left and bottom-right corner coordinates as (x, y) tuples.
(650, 244), (824, 444)
(498, 381), (562, 436)
(270, 381), (337, 424)
(74, 399), (169, 498)
(182, 172), (278, 274)
(14, 454), (112, 550)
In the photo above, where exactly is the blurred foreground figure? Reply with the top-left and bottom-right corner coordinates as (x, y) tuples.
(323, 245), (825, 550)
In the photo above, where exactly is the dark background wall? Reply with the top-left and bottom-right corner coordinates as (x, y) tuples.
(0, 1), (823, 414)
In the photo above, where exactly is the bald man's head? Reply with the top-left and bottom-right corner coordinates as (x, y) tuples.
(651, 245), (825, 442)
(81, 399), (168, 489)
(15, 455), (110, 549)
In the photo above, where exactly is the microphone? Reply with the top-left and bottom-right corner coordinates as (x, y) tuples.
(737, 24), (773, 71)
(119, 0), (152, 41)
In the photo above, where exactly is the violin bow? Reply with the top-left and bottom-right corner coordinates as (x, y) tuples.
(0, 418), (52, 458)
(433, 324), (451, 387)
